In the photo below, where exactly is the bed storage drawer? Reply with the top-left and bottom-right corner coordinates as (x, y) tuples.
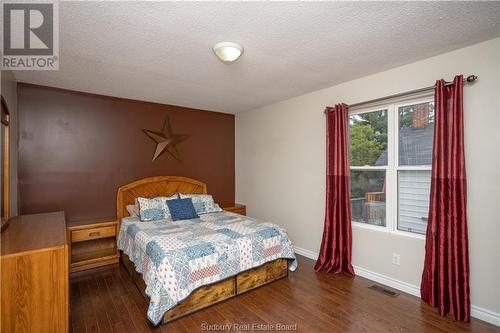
(164, 277), (236, 322)
(71, 225), (116, 242)
(236, 259), (288, 294)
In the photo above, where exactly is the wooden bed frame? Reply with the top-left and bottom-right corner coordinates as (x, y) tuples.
(116, 176), (288, 324)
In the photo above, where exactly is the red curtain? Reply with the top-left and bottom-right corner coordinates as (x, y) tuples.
(421, 75), (470, 322)
(315, 104), (355, 276)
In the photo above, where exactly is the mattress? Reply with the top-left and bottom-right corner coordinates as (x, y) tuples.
(117, 211), (297, 324)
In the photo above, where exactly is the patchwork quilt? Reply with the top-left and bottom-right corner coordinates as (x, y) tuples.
(117, 211), (297, 325)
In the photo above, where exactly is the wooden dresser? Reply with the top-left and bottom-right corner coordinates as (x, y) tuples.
(1, 212), (69, 333)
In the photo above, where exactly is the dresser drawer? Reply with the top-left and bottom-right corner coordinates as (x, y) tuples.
(71, 225), (116, 243)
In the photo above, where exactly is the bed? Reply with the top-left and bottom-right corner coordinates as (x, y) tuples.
(116, 176), (297, 325)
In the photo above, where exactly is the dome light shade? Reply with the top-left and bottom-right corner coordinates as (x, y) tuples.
(213, 42), (243, 63)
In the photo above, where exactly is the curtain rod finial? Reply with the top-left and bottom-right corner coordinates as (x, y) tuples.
(466, 75), (477, 83)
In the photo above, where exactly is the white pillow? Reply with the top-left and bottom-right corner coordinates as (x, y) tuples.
(137, 194), (178, 221)
(179, 194), (222, 215)
(126, 204), (139, 217)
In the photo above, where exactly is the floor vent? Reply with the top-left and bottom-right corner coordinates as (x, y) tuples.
(369, 285), (399, 298)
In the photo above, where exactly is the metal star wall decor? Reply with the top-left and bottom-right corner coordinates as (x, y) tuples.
(143, 114), (190, 161)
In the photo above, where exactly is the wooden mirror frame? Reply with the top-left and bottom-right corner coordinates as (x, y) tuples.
(1, 96), (10, 231)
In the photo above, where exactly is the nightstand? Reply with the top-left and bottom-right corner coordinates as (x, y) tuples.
(67, 217), (119, 273)
(222, 204), (246, 216)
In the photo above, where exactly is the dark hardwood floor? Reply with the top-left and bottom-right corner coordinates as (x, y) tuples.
(70, 255), (499, 333)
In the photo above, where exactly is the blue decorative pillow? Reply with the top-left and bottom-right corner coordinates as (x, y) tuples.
(166, 198), (199, 221)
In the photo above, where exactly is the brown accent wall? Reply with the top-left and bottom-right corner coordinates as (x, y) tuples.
(18, 83), (234, 221)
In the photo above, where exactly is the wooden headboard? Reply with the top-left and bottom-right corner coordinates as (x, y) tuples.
(116, 176), (207, 221)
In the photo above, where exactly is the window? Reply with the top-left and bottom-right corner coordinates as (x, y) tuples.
(349, 109), (387, 226)
(349, 97), (434, 236)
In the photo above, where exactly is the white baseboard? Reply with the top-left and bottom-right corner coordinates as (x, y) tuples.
(353, 265), (421, 297)
(471, 306), (500, 327)
(293, 246), (499, 326)
(293, 246), (318, 260)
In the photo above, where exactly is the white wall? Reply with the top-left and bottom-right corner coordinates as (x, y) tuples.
(1, 70), (19, 216)
(236, 38), (500, 319)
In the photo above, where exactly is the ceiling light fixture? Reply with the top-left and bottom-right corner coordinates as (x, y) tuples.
(213, 42), (243, 63)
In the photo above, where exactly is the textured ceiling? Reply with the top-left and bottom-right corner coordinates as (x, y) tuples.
(13, 2), (500, 114)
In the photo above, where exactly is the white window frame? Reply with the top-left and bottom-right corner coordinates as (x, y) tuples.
(350, 95), (434, 239)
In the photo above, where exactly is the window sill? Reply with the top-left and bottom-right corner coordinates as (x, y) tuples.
(352, 221), (389, 232)
(352, 221), (426, 240)
(392, 229), (426, 240)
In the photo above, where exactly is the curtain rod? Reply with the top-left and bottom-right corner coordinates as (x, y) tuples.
(324, 75), (478, 113)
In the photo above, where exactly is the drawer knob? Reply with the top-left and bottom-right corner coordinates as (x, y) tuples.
(89, 231), (101, 237)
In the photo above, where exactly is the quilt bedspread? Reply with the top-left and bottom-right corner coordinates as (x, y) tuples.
(117, 211), (297, 325)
